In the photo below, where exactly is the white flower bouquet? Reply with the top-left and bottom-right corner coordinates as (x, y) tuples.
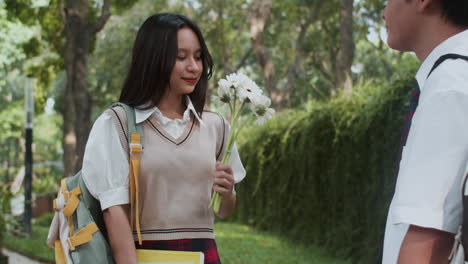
(209, 72), (275, 214)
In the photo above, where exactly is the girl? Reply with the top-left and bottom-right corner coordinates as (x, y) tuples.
(82, 13), (246, 264)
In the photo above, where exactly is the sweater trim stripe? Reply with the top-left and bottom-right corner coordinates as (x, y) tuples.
(134, 228), (213, 234)
(110, 107), (128, 143)
(147, 118), (195, 145)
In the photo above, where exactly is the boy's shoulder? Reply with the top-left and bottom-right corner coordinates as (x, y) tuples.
(419, 48), (468, 96)
(427, 54), (468, 92)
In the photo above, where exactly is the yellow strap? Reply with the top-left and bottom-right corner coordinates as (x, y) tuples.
(54, 240), (67, 264)
(60, 179), (68, 200)
(53, 199), (59, 212)
(67, 222), (99, 251)
(60, 179), (67, 192)
(59, 179), (75, 236)
(130, 132), (142, 245)
(60, 181), (83, 236)
(69, 187), (82, 196)
(67, 215), (74, 237)
(129, 159), (135, 233)
(54, 180), (65, 211)
(62, 186), (82, 217)
(63, 187), (81, 202)
(62, 193), (80, 217)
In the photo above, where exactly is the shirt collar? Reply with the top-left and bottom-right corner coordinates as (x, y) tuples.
(134, 95), (205, 126)
(416, 29), (468, 90)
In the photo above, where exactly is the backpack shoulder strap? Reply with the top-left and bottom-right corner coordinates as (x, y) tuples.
(110, 102), (143, 245)
(461, 174), (468, 259)
(427, 53), (468, 79)
(110, 102), (145, 149)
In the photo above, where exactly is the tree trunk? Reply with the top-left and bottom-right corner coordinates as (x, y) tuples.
(284, 2), (325, 107)
(218, 0), (232, 76)
(249, 0), (281, 108)
(62, 0), (91, 175)
(5, 141), (11, 183)
(61, 83), (76, 177)
(335, 0), (354, 95)
(62, 0), (111, 176)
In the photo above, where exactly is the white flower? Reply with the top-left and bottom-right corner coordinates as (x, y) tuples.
(251, 94), (274, 125)
(217, 79), (233, 103)
(250, 95), (271, 108)
(255, 107), (275, 125)
(226, 72), (249, 88)
(218, 78), (232, 90)
(232, 75), (263, 103)
(238, 87), (262, 103)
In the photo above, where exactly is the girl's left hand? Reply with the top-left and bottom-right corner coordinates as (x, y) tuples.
(213, 161), (235, 197)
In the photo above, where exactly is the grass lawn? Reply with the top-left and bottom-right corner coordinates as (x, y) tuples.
(3, 214), (349, 264)
(4, 221), (54, 262)
(215, 222), (350, 264)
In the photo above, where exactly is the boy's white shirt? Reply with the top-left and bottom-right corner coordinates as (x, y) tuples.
(383, 29), (468, 264)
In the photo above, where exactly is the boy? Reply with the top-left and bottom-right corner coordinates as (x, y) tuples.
(382, 0), (468, 263)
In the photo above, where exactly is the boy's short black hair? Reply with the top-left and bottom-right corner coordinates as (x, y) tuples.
(440, 0), (468, 27)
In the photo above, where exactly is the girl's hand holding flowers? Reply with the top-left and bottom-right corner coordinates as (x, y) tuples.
(213, 162), (235, 197)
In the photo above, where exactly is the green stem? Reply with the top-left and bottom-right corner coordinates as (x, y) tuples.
(234, 116), (252, 140)
(210, 99), (248, 214)
(222, 100), (246, 164)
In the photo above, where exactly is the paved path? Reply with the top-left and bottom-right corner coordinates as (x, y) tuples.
(1, 248), (43, 264)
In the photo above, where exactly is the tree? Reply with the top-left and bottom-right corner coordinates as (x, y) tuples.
(68, 0), (391, 114)
(61, 0), (113, 175)
(88, 0), (171, 110)
(335, 0), (354, 95)
(249, 0), (277, 105)
(282, 0), (326, 106)
(5, 0), (138, 176)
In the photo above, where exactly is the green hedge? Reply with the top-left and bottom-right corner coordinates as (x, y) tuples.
(234, 76), (417, 263)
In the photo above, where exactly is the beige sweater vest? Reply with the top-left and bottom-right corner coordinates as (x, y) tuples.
(106, 107), (228, 240)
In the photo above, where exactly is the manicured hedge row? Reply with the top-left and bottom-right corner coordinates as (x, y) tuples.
(234, 76), (417, 263)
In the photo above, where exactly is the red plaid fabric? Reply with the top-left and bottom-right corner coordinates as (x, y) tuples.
(136, 239), (221, 264)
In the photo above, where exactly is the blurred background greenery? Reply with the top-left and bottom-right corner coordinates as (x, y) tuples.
(0, 0), (419, 263)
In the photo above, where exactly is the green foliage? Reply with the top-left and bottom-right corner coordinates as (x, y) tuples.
(0, 102), (24, 141)
(33, 212), (54, 227)
(0, 182), (11, 248)
(34, 111), (63, 163)
(234, 72), (417, 263)
(85, 0), (404, 111)
(4, 219), (54, 262)
(88, 1), (163, 110)
(0, 6), (35, 67)
(33, 170), (60, 194)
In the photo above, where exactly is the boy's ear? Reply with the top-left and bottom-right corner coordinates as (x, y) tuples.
(417, 0), (438, 12)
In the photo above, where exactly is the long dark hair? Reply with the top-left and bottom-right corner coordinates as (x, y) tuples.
(119, 13), (213, 114)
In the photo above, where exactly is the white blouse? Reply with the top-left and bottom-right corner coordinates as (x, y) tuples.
(152, 105), (191, 139)
(82, 96), (246, 210)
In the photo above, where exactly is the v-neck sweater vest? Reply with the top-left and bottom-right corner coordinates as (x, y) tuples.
(106, 107), (228, 240)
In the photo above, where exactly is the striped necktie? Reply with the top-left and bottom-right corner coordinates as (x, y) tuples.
(401, 84), (420, 147)
(392, 83), (420, 190)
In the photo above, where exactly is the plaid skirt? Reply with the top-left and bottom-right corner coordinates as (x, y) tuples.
(135, 239), (221, 264)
